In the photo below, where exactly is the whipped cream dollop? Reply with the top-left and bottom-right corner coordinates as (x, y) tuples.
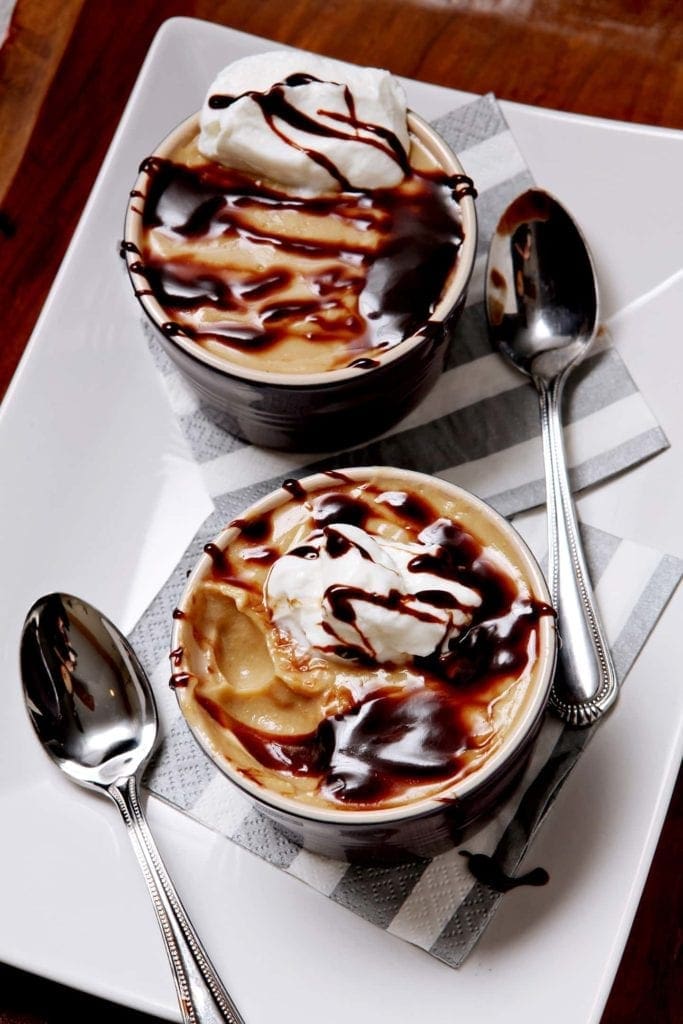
(198, 50), (410, 194)
(265, 522), (482, 666)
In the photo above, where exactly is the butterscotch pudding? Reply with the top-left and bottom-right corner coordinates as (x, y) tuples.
(123, 54), (477, 449)
(172, 469), (556, 822)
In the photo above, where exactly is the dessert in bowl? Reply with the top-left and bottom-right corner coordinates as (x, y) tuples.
(123, 51), (477, 450)
(171, 467), (557, 862)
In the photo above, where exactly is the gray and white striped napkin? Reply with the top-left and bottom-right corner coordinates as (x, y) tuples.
(129, 95), (681, 967)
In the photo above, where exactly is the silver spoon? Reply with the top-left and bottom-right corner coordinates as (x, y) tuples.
(485, 188), (618, 726)
(20, 592), (246, 1024)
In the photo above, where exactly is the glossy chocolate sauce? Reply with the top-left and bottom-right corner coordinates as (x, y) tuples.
(459, 850), (549, 892)
(169, 672), (191, 690)
(130, 81), (475, 370)
(170, 646), (184, 666)
(282, 477), (307, 500)
(348, 357), (380, 369)
(203, 541), (229, 575)
(190, 479), (553, 806)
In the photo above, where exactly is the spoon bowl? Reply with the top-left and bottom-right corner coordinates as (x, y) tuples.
(487, 188), (599, 383)
(486, 188), (618, 726)
(20, 592), (246, 1024)
(21, 593), (156, 787)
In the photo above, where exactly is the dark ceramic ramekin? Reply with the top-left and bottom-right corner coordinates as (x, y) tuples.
(170, 467), (557, 863)
(122, 113), (477, 451)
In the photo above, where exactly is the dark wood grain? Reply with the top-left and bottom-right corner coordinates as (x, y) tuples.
(0, 0), (85, 199)
(0, 1), (680, 1021)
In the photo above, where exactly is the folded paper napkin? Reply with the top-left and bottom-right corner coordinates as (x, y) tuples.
(129, 95), (681, 967)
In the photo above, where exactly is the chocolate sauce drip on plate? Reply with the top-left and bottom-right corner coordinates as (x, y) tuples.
(459, 850), (549, 892)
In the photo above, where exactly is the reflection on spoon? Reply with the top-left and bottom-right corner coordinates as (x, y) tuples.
(486, 188), (618, 727)
(20, 592), (246, 1024)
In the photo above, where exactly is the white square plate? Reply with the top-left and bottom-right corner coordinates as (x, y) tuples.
(0, 17), (681, 1023)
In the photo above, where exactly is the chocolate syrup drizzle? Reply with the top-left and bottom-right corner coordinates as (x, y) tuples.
(208, 73), (411, 190)
(128, 75), (476, 369)
(196, 481), (554, 807)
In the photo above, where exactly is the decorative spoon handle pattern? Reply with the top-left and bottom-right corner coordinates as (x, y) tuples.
(538, 376), (619, 726)
(109, 775), (246, 1024)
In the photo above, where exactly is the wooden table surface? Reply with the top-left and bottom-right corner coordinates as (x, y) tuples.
(0, 1), (680, 1021)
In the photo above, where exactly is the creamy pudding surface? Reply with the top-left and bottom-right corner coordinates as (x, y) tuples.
(128, 51), (475, 376)
(173, 471), (554, 812)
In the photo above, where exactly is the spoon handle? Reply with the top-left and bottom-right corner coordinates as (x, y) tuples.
(109, 776), (246, 1024)
(538, 377), (619, 726)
